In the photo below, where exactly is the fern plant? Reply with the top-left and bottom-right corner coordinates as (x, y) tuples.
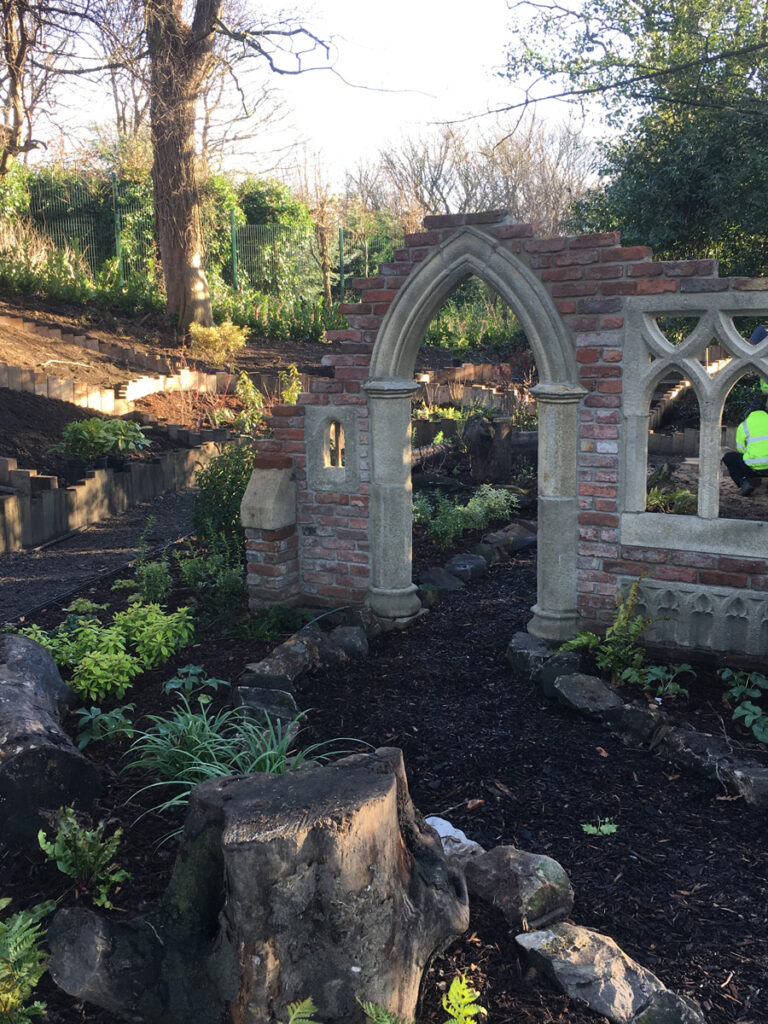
(0, 898), (55, 1023)
(277, 999), (320, 1024)
(38, 807), (130, 909)
(359, 975), (487, 1024)
(561, 578), (651, 679)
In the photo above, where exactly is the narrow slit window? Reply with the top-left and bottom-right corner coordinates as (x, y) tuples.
(328, 420), (345, 467)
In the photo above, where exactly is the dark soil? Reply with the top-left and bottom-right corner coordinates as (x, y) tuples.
(2, 542), (767, 1024)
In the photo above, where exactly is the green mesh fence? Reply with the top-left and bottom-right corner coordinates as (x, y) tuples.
(19, 171), (393, 297)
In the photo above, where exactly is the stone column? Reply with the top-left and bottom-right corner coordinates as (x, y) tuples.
(365, 379), (422, 622)
(528, 382), (587, 641)
(622, 413), (650, 512)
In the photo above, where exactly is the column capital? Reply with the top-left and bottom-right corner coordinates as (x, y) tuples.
(532, 381), (588, 404)
(364, 378), (420, 400)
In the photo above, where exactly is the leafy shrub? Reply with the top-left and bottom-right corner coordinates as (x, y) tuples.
(424, 277), (525, 356)
(175, 544), (246, 621)
(38, 807), (129, 909)
(720, 668), (768, 744)
(135, 559), (173, 604)
(53, 418), (151, 461)
(0, 897), (55, 1023)
(646, 487), (697, 515)
(192, 443), (258, 556)
(112, 603), (195, 669)
(161, 664), (229, 697)
(19, 602), (194, 697)
(413, 485), (519, 549)
(188, 320), (248, 368)
(125, 699), (355, 817)
(74, 704), (135, 750)
(278, 363), (302, 405)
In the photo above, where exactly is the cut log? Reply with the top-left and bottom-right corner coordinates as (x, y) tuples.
(0, 635), (101, 847)
(49, 747), (469, 1024)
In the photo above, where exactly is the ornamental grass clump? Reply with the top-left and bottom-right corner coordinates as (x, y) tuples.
(125, 697), (357, 818)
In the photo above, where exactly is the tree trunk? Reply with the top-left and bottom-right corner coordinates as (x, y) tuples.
(0, 635), (101, 848)
(146, 0), (219, 331)
(48, 747), (469, 1024)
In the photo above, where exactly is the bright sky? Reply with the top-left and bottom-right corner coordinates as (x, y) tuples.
(254, 0), (521, 183)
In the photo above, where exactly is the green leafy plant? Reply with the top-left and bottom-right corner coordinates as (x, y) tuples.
(0, 897), (55, 1023)
(242, 604), (314, 643)
(37, 808), (129, 909)
(278, 362), (302, 405)
(73, 704), (135, 750)
(112, 603), (195, 669)
(581, 817), (618, 837)
(52, 418), (151, 461)
(63, 598), (108, 617)
(561, 578), (651, 679)
(720, 668), (768, 744)
(646, 487), (697, 515)
(175, 545), (246, 620)
(161, 664), (229, 697)
(276, 1000), (320, 1024)
(125, 698), (356, 818)
(192, 443), (258, 556)
(71, 646), (142, 702)
(359, 974), (487, 1024)
(620, 662), (694, 699)
(413, 485), (519, 550)
(134, 559), (173, 604)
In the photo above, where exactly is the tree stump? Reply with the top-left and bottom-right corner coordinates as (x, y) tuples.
(0, 635), (101, 847)
(49, 747), (469, 1023)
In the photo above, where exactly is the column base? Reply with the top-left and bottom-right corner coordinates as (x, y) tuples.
(527, 603), (581, 642)
(369, 583), (422, 621)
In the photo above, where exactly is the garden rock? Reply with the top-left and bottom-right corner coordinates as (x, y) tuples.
(0, 634), (101, 848)
(418, 567), (466, 592)
(233, 686), (299, 732)
(516, 923), (665, 1023)
(656, 728), (737, 779)
(483, 522), (537, 559)
(49, 747), (469, 1024)
(425, 815), (485, 864)
(721, 761), (768, 807)
(329, 625), (369, 659)
(443, 553), (488, 582)
(298, 623), (351, 668)
(506, 631), (554, 677)
(603, 703), (669, 745)
(532, 652), (582, 699)
(417, 583), (441, 608)
(553, 673), (625, 717)
(237, 638), (312, 692)
(631, 989), (706, 1024)
(464, 846), (574, 930)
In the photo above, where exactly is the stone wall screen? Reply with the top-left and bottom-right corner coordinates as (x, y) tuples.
(241, 212), (768, 655)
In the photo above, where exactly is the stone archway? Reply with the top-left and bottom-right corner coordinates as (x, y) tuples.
(363, 226), (585, 639)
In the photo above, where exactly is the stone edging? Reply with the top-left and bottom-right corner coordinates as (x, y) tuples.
(507, 634), (768, 807)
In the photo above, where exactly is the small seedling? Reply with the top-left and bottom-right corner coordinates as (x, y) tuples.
(161, 664), (230, 697)
(581, 817), (618, 837)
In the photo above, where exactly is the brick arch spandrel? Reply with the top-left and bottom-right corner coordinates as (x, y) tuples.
(368, 226), (578, 387)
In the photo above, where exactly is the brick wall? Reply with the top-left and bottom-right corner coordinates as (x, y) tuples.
(245, 211), (768, 627)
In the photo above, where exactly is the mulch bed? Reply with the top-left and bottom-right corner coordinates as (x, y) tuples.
(2, 545), (766, 1024)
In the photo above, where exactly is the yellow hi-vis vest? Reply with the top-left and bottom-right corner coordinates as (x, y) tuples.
(736, 410), (768, 467)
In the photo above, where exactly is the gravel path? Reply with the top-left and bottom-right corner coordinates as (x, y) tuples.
(0, 489), (195, 623)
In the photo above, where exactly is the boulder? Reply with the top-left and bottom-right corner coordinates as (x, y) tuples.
(233, 686), (300, 732)
(516, 923), (665, 1023)
(418, 567), (465, 593)
(329, 625), (369, 659)
(464, 846), (573, 930)
(425, 815), (485, 864)
(49, 748), (469, 1024)
(603, 703), (669, 745)
(443, 553), (488, 582)
(506, 632), (554, 678)
(0, 634), (101, 848)
(532, 653), (582, 699)
(632, 989), (706, 1024)
(553, 673), (625, 717)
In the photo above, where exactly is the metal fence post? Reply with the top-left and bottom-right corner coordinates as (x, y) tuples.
(112, 173), (124, 287)
(338, 226), (345, 302)
(231, 206), (239, 291)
